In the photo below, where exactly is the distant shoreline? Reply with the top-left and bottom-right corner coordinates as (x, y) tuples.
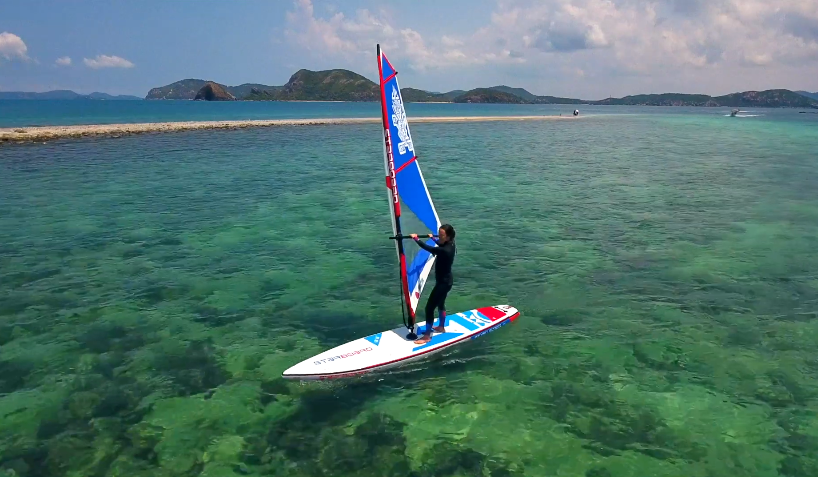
(0, 115), (576, 145)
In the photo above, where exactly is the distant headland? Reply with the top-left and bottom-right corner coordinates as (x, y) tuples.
(0, 90), (142, 101)
(3, 69), (816, 108)
(142, 69), (818, 109)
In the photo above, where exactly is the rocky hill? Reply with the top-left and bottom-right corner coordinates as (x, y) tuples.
(229, 83), (284, 99)
(796, 91), (818, 101)
(453, 88), (527, 104)
(147, 70), (380, 102)
(455, 88), (818, 107)
(711, 89), (817, 108)
(194, 82), (235, 101)
(145, 79), (281, 100)
(242, 88), (279, 101)
(483, 87), (584, 105)
(487, 85), (538, 101)
(0, 90), (142, 100)
(399, 88), (450, 102)
(146, 79), (210, 100)
(591, 90), (818, 108)
(144, 71), (818, 108)
(593, 93), (717, 106)
(272, 69), (379, 101)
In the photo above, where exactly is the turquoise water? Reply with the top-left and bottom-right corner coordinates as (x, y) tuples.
(1, 107), (817, 477)
(3, 99), (808, 128)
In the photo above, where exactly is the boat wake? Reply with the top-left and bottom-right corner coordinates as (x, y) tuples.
(725, 112), (761, 118)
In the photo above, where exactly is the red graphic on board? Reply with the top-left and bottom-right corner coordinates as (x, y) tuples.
(477, 306), (507, 321)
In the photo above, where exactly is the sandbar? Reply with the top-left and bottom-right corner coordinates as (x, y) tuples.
(0, 115), (575, 145)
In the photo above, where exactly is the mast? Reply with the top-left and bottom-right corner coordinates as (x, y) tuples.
(377, 44), (417, 339)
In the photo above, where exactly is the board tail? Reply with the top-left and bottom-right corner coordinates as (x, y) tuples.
(377, 44), (441, 322)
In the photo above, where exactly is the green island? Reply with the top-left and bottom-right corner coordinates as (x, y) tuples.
(142, 68), (818, 109)
(0, 91), (143, 101)
(3, 69), (816, 108)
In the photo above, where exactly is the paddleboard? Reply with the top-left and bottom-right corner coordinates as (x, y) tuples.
(282, 305), (519, 380)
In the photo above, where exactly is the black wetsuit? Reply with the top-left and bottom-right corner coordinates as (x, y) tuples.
(414, 237), (456, 330)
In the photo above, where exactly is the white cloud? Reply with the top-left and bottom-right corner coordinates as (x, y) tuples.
(283, 0), (818, 96)
(0, 32), (29, 62)
(83, 54), (135, 69)
(56, 56), (72, 66)
(283, 0), (524, 73)
(441, 36), (464, 48)
(495, 0), (818, 71)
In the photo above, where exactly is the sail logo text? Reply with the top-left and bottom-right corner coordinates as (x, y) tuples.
(471, 320), (510, 340)
(384, 128), (399, 206)
(391, 86), (414, 155)
(314, 347), (373, 365)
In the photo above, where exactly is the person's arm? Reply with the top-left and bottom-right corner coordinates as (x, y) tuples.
(412, 234), (439, 254)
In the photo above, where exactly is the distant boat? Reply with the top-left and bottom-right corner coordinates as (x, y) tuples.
(730, 109), (739, 117)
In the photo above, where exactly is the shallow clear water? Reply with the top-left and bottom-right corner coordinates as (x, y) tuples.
(1, 108), (817, 477)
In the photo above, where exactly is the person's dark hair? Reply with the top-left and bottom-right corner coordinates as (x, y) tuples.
(440, 223), (455, 242)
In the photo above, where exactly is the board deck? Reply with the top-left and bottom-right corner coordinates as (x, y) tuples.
(282, 305), (519, 380)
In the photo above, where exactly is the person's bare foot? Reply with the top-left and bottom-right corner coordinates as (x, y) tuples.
(433, 326), (445, 333)
(414, 333), (432, 344)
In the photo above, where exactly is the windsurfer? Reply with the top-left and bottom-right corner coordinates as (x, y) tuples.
(410, 224), (457, 344)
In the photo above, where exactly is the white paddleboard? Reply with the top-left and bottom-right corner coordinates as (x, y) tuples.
(282, 304), (520, 380)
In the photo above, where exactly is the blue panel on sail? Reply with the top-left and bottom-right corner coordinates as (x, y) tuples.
(395, 160), (438, 233)
(406, 241), (433, 298)
(382, 74), (440, 233)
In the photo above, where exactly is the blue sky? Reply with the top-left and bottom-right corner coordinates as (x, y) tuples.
(2, 0), (817, 98)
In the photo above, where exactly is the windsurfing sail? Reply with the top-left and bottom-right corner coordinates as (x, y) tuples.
(377, 44), (441, 326)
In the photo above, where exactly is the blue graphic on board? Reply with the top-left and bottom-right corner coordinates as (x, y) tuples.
(364, 333), (383, 346)
(447, 310), (493, 332)
(412, 332), (463, 352)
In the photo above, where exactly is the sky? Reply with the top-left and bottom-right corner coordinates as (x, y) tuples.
(1, 0), (817, 99)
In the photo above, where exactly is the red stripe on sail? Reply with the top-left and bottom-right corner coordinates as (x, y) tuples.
(394, 156), (417, 175)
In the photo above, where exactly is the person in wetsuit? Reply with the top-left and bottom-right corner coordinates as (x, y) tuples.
(410, 223), (456, 345)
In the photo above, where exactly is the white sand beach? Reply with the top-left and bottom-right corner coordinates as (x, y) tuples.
(0, 115), (576, 144)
